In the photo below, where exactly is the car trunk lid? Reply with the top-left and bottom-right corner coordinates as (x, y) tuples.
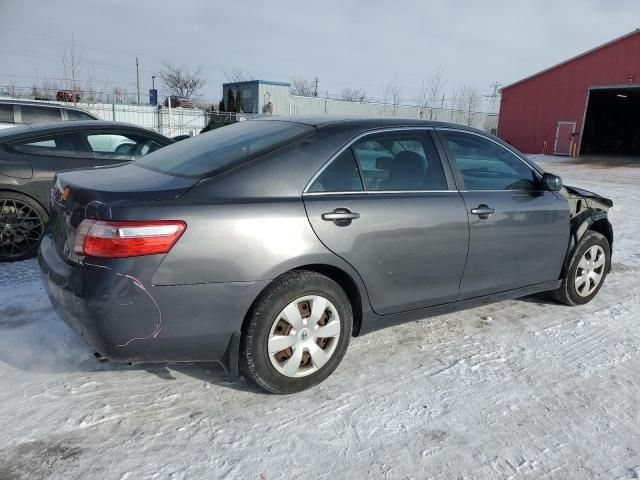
(49, 163), (197, 260)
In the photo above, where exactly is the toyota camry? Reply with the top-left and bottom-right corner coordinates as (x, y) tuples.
(38, 117), (613, 393)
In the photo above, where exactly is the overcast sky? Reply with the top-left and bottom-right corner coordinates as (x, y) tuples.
(1, 0), (638, 106)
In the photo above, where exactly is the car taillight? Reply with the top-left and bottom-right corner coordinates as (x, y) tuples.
(74, 220), (186, 258)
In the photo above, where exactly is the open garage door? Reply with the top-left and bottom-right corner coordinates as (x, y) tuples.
(581, 86), (640, 156)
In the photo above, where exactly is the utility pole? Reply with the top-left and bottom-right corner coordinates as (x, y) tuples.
(483, 81), (502, 113)
(313, 77), (319, 97)
(136, 57), (141, 104)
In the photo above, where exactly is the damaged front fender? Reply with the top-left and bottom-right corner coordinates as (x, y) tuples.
(559, 185), (614, 278)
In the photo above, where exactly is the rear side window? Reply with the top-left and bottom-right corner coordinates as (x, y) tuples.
(0, 105), (14, 123)
(135, 120), (314, 177)
(66, 109), (96, 121)
(86, 132), (164, 160)
(352, 132), (448, 191)
(20, 106), (62, 124)
(308, 149), (363, 192)
(9, 133), (79, 157)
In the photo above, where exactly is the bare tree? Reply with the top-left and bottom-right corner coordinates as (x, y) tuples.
(461, 85), (481, 126)
(223, 67), (252, 83)
(159, 61), (206, 98)
(111, 86), (130, 104)
(341, 87), (367, 102)
(5, 79), (18, 98)
(30, 78), (59, 100)
(82, 65), (105, 103)
(291, 77), (316, 97)
(417, 65), (444, 119)
(450, 85), (480, 126)
(59, 36), (84, 103)
(381, 75), (401, 116)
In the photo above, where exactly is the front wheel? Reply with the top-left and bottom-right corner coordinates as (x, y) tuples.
(0, 192), (48, 262)
(240, 271), (352, 394)
(552, 231), (610, 306)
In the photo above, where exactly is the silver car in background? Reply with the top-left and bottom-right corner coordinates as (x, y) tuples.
(0, 99), (98, 129)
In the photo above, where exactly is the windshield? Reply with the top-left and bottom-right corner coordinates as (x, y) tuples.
(135, 120), (315, 178)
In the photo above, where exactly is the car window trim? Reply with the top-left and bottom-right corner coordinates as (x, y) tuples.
(304, 190), (458, 196)
(303, 126), (456, 195)
(435, 127), (543, 192)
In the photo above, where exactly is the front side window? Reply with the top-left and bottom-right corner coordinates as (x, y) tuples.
(308, 148), (363, 192)
(20, 106), (62, 124)
(442, 131), (537, 191)
(9, 133), (78, 157)
(352, 132), (447, 191)
(85, 133), (163, 161)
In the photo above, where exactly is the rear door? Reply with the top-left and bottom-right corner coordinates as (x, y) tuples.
(437, 128), (570, 299)
(6, 131), (93, 204)
(303, 129), (469, 315)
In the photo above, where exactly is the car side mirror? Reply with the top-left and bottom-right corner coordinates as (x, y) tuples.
(541, 172), (563, 192)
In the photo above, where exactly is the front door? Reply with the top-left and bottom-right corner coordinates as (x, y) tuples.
(438, 129), (570, 299)
(303, 129), (469, 315)
(554, 121), (576, 156)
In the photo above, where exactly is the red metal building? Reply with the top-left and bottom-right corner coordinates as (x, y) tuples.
(498, 29), (640, 156)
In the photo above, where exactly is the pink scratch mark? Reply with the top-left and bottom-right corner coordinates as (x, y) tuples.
(81, 261), (162, 348)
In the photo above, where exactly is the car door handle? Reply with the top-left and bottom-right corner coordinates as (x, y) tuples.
(322, 208), (360, 226)
(470, 204), (496, 219)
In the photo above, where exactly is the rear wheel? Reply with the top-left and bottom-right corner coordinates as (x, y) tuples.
(240, 271), (352, 394)
(0, 192), (48, 262)
(552, 231), (610, 306)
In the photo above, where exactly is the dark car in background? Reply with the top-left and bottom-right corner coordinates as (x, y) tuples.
(0, 99), (98, 129)
(38, 117), (613, 393)
(0, 121), (173, 260)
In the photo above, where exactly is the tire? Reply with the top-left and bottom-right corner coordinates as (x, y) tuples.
(0, 192), (48, 262)
(552, 231), (610, 306)
(240, 271), (352, 394)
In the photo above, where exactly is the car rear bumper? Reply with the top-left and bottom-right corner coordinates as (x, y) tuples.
(38, 234), (267, 364)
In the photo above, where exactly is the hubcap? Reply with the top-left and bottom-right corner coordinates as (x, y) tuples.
(575, 245), (606, 297)
(268, 295), (341, 378)
(0, 199), (44, 259)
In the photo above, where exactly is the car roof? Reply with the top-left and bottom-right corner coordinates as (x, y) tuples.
(0, 121), (167, 141)
(0, 98), (90, 111)
(254, 115), (486, 133)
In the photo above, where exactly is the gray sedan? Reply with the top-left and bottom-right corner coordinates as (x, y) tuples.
(38, 117), (613, 393)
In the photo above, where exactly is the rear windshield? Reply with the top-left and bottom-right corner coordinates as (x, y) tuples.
(135, 120), (314, 178)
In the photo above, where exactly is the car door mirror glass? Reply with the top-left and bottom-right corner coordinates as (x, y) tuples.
(541, 173), (563, 191)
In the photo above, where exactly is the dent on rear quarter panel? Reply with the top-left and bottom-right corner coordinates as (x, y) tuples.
(151, 200), (337, 285)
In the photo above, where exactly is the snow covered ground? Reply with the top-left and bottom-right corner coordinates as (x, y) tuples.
(0, 157), (639, 479)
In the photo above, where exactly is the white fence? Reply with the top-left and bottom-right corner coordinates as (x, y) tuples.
(77, 102), (206, 137)
(290, 95), (498, 132)
(9, 99), (207, 137)
(5, 97), (498, 136)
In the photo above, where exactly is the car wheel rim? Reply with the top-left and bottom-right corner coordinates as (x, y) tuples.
(574, 245), (606, 297)
(0, 198), (44, 259)
(267, 295), (341, 378)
